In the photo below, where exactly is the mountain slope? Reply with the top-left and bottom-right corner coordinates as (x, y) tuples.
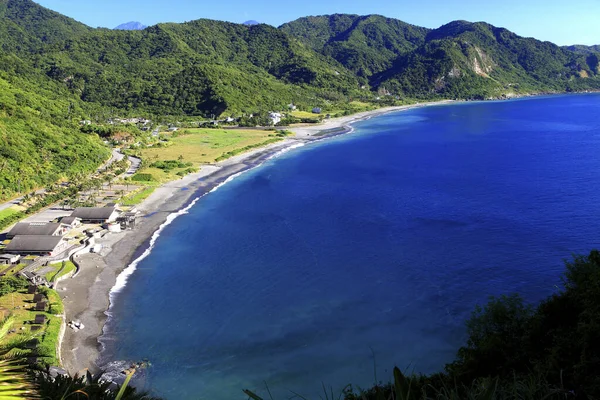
(0, 53), (109, 200)
(32, 19), (361, 115)
(0, 0), (89, 52)
(280, 14), (429, 79)
(565, 44), (600, 55)
(371, 21), (600, 98)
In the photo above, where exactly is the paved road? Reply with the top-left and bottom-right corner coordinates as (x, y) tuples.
(124, 155), (141, 178)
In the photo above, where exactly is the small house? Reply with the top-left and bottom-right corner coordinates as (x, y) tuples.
(7, 222), (69, 239)
(60, 217), (82, 229)
(70, 207), (119, 224)
(0, 254), (20, 265)
(269, 112), (282, 125)
(35, 302), (47, 312)
(5, 236), (69, 256)
(312, 107), (322, 114)
(33, 294), (44, 303)
(34, 315), (46, 325)
(27, 285), (37, 294)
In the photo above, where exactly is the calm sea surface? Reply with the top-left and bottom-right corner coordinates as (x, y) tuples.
(101, 94), (600, 399)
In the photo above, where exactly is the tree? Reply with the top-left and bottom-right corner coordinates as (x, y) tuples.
(446, 294), (534, 381)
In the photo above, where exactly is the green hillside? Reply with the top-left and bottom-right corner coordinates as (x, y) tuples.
(280, 14), (429, 79)
(0, 0), (90, 52)
(33, 20), (363, 116)
(0, 53), (109, 200)
(565, 44), (600, 55)
(371, 21), (600, 99)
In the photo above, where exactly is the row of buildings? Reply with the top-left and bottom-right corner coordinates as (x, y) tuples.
(1, 207), (133, 260)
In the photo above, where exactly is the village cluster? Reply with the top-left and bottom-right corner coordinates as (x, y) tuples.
(0, 206), (137, 282)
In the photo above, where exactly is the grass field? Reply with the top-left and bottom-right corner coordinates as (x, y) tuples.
(140, 128), (277, 165)
(291, 110), (321, 119)
(133, 128), (283, 182)
(121, 186), (157, 206)
(0, 206), (23, 220)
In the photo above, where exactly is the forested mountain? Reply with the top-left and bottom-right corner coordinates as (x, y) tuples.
(0, 0), (89, 52)
(280, 14), (429, 80)
(0, 0), (599, 200)
(34, 20), (360, 116)
(371, 21), (600, 98)
(564, 44), (600, 55)
(282, 16), (600, 98)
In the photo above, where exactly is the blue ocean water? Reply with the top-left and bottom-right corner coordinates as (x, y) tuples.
(102, 94), (600, 399)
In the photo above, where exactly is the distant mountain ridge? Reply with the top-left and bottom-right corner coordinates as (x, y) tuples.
(114, 21), (147, 30)
(564, 44), (600, 55)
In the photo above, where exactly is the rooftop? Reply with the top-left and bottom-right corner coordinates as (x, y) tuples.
(70, 207), (117, 220)
(60, 216), (81, 225)
(4, 236), (64, 253)
(7, 222), (65, 237)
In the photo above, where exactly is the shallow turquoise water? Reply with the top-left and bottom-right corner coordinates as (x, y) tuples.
(101, 94), (600, 399)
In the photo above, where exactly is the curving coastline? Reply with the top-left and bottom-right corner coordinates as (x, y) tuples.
(56, 101), (449, 375)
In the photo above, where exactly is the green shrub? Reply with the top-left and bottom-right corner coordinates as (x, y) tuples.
(37, 317), (61, 366)
(46, 289), (64, 315)
(131, 173), (156, 182)
(0, 276), (28, 296)
(149, 160), (193, 171)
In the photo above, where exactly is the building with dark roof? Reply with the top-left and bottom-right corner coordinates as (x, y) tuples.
(70, 207), (119, 224)
(7, 222), (68, 239)
(60, 216), (82, 228)
(4, 235), (69, 256)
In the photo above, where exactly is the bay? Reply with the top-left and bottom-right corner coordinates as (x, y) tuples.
(101, 94), (600, 399)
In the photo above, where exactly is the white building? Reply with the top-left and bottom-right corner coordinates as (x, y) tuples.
(269, 112), (282, 125)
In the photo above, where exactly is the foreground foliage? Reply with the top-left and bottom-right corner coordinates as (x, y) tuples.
(34, 370), (162, 400)
(0, 316), (36, 400)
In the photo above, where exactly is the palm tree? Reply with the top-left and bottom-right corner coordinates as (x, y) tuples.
(0, 316), (37, 399)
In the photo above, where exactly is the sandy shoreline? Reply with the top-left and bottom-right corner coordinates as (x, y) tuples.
(57, 101), (448, 375)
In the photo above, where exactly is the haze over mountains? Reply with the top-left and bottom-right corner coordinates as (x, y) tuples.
(114, 21), (147, 30)
(0, 0), (599, 200)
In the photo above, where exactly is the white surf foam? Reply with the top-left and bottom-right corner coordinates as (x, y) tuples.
(106, 141), (306, 307)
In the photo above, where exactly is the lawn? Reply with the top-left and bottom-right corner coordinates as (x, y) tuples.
(0, 206), (22, 220)
(45, 261), (77, 283)
(121, 186), (157, 206)
(291, 110), (323, 119)
(140, 128), (278, 165)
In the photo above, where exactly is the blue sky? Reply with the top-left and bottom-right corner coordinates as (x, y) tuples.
(36, 0), (599, 45)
